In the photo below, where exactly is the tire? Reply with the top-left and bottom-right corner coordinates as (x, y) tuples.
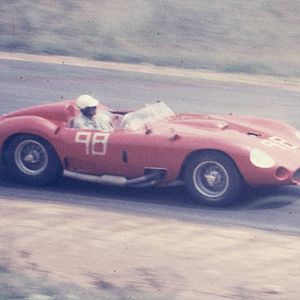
(184, 151), (243, 207)
(4, 134), (61, 185)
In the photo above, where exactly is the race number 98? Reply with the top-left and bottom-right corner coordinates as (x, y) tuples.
(260, 136), (299, 151)
(75, 132), (110, 155)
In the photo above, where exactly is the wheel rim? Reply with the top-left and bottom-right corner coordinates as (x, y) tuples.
(14, 140), (48, 175)
(192, 160), (229, 199)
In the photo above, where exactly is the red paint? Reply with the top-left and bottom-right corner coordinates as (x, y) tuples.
(1, 100), (300, 187)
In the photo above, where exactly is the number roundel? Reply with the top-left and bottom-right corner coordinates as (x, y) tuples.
(260, 136), (299, 151)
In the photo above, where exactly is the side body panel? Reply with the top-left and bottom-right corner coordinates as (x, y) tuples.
(55, 127), (189, 180)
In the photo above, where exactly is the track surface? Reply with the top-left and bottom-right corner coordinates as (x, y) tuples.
(0, 57), (300, 235)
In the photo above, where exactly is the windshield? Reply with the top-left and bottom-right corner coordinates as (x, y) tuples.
(121, 102), (175, 130)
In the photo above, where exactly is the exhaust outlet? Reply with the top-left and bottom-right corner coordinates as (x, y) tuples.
(64, 170), (127, 186)
(63, 169), (165, 187)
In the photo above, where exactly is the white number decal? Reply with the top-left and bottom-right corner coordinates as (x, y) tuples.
(92, 133), (109, 155)
(75, 132), (110, 155)
(260, 136), (299, 151)
(75, 132), (92, 155)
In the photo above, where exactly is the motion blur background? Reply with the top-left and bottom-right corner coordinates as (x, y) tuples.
(1, 0), (299, 77)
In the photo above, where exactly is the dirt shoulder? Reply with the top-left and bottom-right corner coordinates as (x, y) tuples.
(1, 198), (300, 299)
(1, 51), (300, 92)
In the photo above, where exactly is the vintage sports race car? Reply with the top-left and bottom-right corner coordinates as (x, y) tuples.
(0, 100), (300, 207)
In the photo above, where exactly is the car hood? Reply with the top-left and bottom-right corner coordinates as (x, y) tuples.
(159, 113), (297, 139)
(167, 114), (232, 131)
(152, 113), (300, 171)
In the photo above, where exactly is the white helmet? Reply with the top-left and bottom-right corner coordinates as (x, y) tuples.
(76, 95), (99, 109)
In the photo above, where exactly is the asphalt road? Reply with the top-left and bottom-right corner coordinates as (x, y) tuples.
(0, 58), (300, 235)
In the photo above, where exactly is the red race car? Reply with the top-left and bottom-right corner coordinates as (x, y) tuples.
(0, 99), (300, 207)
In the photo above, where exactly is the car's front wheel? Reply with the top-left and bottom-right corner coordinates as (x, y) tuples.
(184, 151), (243, 207)
(4, 134), (61, 185)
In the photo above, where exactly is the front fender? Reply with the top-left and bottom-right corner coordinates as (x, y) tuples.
(159, 133), (251, 183)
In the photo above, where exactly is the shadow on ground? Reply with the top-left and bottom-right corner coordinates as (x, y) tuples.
(235, 185), (300, 210)
(0, 169), (299, 213)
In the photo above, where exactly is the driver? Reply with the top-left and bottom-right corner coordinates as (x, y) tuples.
(72, 95), (113, 131)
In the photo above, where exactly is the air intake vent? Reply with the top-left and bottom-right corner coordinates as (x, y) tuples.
(292, 168), (300, 183)
(247, 132), (261, 137)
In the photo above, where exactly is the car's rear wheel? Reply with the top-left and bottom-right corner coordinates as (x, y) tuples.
(184, 151), (243, 207)
(4, 134), (61, 185)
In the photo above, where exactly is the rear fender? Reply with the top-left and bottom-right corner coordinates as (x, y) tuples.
(0, 116), (59, 153)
